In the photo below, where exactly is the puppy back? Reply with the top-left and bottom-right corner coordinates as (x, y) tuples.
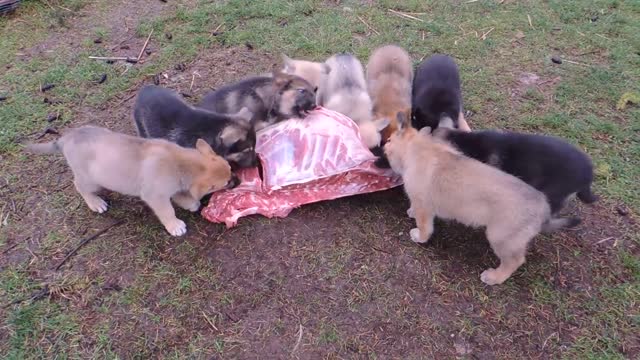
(366, 45), (413, 82)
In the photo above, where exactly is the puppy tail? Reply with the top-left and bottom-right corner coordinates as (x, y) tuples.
(541, 216), (581, 234)
(577, 187), (598, 204)
(25, 141), (61, 155)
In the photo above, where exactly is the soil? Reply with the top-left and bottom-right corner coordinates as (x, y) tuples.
(1, 1), (638, 358)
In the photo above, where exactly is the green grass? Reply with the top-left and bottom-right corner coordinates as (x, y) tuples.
(1, 0), (639, 358)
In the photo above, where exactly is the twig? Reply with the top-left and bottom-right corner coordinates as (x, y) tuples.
(527, 14), (534, 29)
(481, 27), (494, 40)
(3, 285), (50, 308)
(564, 59), (590, 67)
(1, 241), (21, 255)
(114, 92), (137, 108)
(595, 237), (614, 245)
(137, 29), (154, 61)
(55, 219), (125, 270)
(89, 56), (131, 61)
(577, 49), (600, 56)
(202, 311), (219, 331)
(356, 15), (380, 35)
(388, 9), (424, 22)
(466, 0), (478, 3)
(213, 23), (224, 33)
(189, 74), (196, 92)
(291, 324), (304, 355)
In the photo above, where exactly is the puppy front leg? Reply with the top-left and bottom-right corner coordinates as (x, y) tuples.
(458, 111), (471, 132)
(74, 179), (108, 213)
(141, 193), (187, 236)
(409, 205), (434, 244)
(172, 192), (201, 212)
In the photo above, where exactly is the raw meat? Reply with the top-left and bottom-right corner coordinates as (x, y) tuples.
(202, 107), (402, 228)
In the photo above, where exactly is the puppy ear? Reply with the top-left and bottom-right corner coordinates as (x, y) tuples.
(233, 107), (253, 124)
(281, 54), (294, 71)
(196, 139), (217, 157)
(375, 118), (390, 131)
(272, 71), (292, 88)
(419, 127), (433, 136)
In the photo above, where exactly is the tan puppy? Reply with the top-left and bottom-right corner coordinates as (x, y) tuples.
(384, 114), (573, 285)
(366, 44), (413, 143)
(281, 54), (329, 91)
(26, 126), (234, 236)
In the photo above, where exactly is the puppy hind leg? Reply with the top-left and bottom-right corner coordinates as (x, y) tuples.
(141, 192), (187, 236)
(480, 226), (530, 285)
(409, 205), (434, 244)
(74, 178), (108, 213)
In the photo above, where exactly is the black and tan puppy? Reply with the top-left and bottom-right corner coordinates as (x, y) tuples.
(385, 113), (575, 285)
(134, 85), (257, 169)
(432, 127), (597, 217)
(198, 71), (317, 131)
(26, 126), (234, 236)
(412, 54), (471, 132)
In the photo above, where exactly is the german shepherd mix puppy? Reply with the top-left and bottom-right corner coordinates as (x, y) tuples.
(317, 53), (389, 149)
(366, 44), (413, 167)
(26, 126), (235, 236)
(281, 54), (329, 91)
(385, 113), (575, 285)
(432, 127), (597, 217)
(198, 71), (317, 131)
(134, 85), (257, 169)
(412, 54), (471, 132)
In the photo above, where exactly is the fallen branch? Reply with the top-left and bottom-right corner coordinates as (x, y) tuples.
(55, 219), (125, 270)
(137, 29), (154, 61)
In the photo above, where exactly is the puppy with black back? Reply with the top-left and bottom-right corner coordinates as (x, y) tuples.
(432, 127), (597, 220)
(198, 71), (317, 131)
(134, 85), (257, 172)
(412, 54), (471, 132)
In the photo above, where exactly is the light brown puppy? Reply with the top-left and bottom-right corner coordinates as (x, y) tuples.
(366, 44), (413, 142)
(26, 126), (234, 236)
(281, 54), (329, 91)
(384, 113), (570, 285)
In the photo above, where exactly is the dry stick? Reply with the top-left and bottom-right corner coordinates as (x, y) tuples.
(356, 15), (380, 35)
(137, 29), (154, 61)
(202, 311), (219, 331)
(527, 14), (534, 29)
(114, 92), (137, 107)
(213, 22), (224, 33)
(564, 59), (590, 67)
(481, 27), (494, 40)
(3, 285), (50, 309)
(388, 9), (424, 22)
(189, 74), (196, 92)
(89, 56), (131, 61)
(291, 324), (304, 355)
(55, 219), (125, 271)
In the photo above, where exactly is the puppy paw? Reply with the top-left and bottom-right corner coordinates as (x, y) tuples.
(409, 228), (429, 243)
(480, 268), (507, 286)
(87, 197), (108, 213)
(406, 207), (415, 218)
(165, 218), (187, 237)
